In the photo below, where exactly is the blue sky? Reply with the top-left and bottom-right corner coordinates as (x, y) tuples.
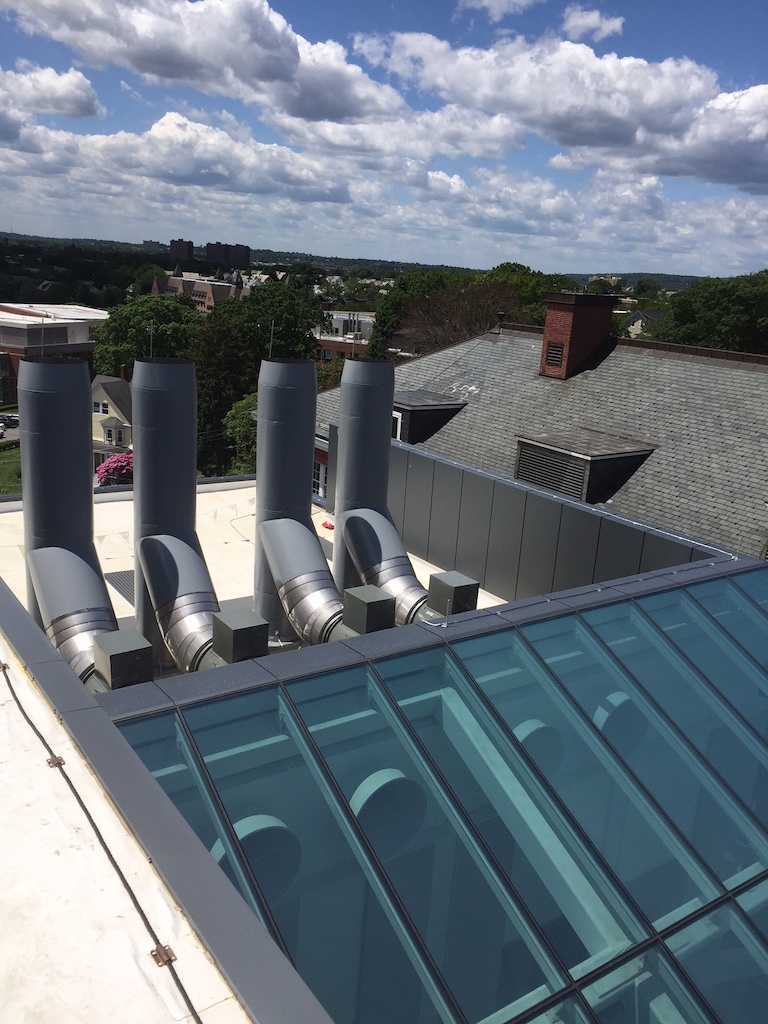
(1, 0), (767, 275)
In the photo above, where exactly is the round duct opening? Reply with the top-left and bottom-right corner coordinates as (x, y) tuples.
(513, 719), (565, 777)
(211, 814), (302, 900)
(350, 768), (427, 860)
(593, 691), (647, 756)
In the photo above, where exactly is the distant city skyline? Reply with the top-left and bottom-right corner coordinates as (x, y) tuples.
(1, 0), (767, 275)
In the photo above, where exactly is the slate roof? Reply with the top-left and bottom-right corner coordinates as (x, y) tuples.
(315, 331), (768, 558)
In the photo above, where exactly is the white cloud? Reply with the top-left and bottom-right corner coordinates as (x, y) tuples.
(455, 0), (546, 22)
(0, 61), (105, 117)
(562, 5), (624, 43)
(2, 0), (401, 122)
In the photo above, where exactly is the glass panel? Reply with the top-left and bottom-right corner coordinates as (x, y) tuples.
(118, 711), (263, 917)
(374, 646), (646, 979)
(667, 904), (768, 1024)
(737, 878), (768, 944)
(732, 567), (768, 612)
(527, 996), (597, 1023)
(522, 615), (768, 890)
(182, 688), (454, 1024)
(639, 583), (768, 738)
(288, 665), (564, 1024)
(582, 946), (714, 1024)
(687, 576), (768, 686)
(452, 630), (719, 930)
(586, 600), (768, 831)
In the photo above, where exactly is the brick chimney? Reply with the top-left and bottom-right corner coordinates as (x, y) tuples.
(540, 293), (615, 379)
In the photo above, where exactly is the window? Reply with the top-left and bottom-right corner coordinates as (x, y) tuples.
(116, 429), (124, 446)
(312, 461), (327, 501)
(105, 428), (113, 444)
(92, 401), (100, 413)
(101, 402), (108, 414)
(391, 411), (403, 440)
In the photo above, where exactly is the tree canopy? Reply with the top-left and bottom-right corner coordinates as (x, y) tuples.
(91, 293), (200, 377)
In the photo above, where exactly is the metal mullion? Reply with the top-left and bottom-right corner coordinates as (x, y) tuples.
(173, 709), (292, 959)
(367, 657), (573, 986)
(449, 640), (666, 935)
(276, 682), (465, 1024)
(513, 626), (731, 896)
(576, 603), (768, 839)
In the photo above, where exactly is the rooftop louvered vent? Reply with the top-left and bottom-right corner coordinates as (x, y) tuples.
(515, 428), (655, 504)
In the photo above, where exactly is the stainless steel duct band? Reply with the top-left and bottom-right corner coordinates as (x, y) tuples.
(331, 359), (394, 592)
(132, 359), (199, 665)
(343, 508), (429, 625)
(253, 360), (317, 639)
(260, 519), (347, 645)
(18, 359), (101, 625)
(27, 546), (118, 682)
(138, 534), (219, 673)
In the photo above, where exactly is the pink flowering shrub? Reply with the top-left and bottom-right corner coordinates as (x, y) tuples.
(97, 451), (133, 486)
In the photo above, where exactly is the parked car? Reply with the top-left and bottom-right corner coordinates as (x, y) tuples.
(1, 414), (18, 428)
(0, 425), (5, 439)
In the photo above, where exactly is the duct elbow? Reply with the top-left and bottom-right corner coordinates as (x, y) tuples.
(260, 519), (345, 645)
(343, 509), (429, 625)
(27, 547), (118, 683)
(138, 534), (220, 672)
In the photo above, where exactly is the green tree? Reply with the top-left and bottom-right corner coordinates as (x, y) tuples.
(223, 392), (259, 474)
(190, 282), (324, 473)
(91, 294), (199, 377)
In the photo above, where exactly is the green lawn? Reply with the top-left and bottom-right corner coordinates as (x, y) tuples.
(0, 446), (22, 495)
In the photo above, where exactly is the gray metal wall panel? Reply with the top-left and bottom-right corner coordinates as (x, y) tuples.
(639, 532), (694, 572)
(552, 504), (602, 592)
(456, 471), (495, 581)
(484, 482), (527, 600)
(516, 491), (563, 598)
(427, 460), (463, 569)
(594, 517), (646, 582)
(387, 443), (409, 533)
(401, 451), (434, 558)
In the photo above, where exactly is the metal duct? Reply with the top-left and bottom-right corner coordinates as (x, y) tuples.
(259, 519), (356, 645)
(132, 359), (204, 668)
(18, 358), (105, 627)
(343, 508), (441, 625)
(138, 534), (220, 673)
(253, 359), (317, 640)
(27, 546), (118, 683)
(331, 359), (394, 593)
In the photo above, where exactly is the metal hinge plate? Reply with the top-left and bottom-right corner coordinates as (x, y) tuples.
(151, 944), (176, 967)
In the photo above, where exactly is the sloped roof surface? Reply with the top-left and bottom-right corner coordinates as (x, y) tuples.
(316, 333), (768, 557)
(93, 375), (132, 424)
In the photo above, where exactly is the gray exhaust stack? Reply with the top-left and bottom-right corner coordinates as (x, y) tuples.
(133, 359), (216, 671)
(260, 519), (355, 645)
(331, 360), (394, 593)
(18, 359), (118, 681)
(253, 360), (317, 640)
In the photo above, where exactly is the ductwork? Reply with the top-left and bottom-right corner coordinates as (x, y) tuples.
(132, 359), (214, 670)
(253, 360), (317, 640)
(137, 534), (220, 673)
(343, 508), (442, 625)
(331, 360), (394, 594)
(27, 546), (118, 682)
(18, 358), (119, 681)
(260, 519), (356, 645)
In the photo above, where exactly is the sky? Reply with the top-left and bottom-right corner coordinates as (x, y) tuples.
(1, 0), (768, 275)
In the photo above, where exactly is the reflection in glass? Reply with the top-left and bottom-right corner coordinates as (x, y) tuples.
(582, 946), (714, 1024)
(374, 645), (646, 979)
(452, 629), (720, 929)
(288, 665), (565, 1023)
(527, 996), (597, 1023)
(586, 599), (768, 831)
(667, 904), (768, 1024)
(639, 582), (768, 738)
(732, 567), (768, 612)
(737, 878), (768, 945)
(522, 615), (768, 889)
(182, 688), (454, 1024)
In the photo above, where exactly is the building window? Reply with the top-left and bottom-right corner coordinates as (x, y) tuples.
(92, 401), (100, 413)
(322, 349), (332, 361)
(391, 411), (403, 440)
(105, 428), (113, 444)
(116, 429), (124, 445)
(101, 401), (109, 414)
(312, 461), (327, 501)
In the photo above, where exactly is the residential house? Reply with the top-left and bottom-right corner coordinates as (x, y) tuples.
(91, 373), (132, 469)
